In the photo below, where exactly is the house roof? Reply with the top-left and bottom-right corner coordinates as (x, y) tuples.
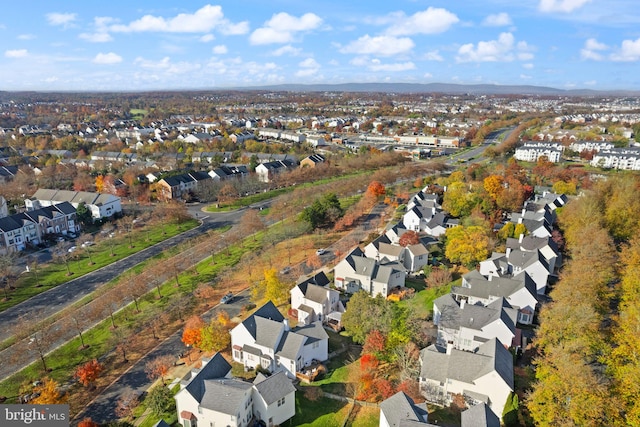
(275, 330), (306, 360)
(253, 371), (296, 405)
(455, 270), (537, 302)
(200, 379), (252, 414)
(507, 249), (550, 272)
(0, 216), (22, 232)
(296, 271), (331, 290)
(183, 353), (232, 403)
(434, 294), (516, 334)
(420, 338), (514, 390)
(254, 316), (284, 349)
(461, 403), (501, 427)
(299, 283), (329, 305)
(406, 243), (429, 256)
(293, 321), (329, 342)
(506, 235), (558, 256)
(151, 420), (172, 427)
(379, 391), (430, 427)
(241, 301), (285, 340)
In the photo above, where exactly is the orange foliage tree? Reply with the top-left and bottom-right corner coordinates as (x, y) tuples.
(144, 355), (175, 385)
(74, 359), (104, 388)
(363, 330), (386, 356)
(78, 418), (99, 427)
(398, 231), (420, 247)
(95, 175), (105, 193)
(366, 180), (386, 198)
(181, 315), (204, 348)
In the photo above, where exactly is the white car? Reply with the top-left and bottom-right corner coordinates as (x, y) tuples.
(68, 246), (77, 253)
(220, 292), (234, 304)
(81, 241), (94, 248)
(316, 248), (327, 255)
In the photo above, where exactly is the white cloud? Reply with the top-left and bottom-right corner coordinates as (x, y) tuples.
(539, 0), (591, 13)
(220, 21), (249, 35)
(482, 13), (512, 27)
(523, 63), (534, 69)
(79, 32), (113, 43)
(424, 72), (433, 78)
(46, 12), (77, 27)
(249, 12), (322, 45)
(580, 38), (608, 60)
(93, 52), (122, 64)
(584, 80), (597, 86)
(5, 49), (28, 58)
(520, 74), (532, 79)
(611, 38), (640, 62)
(271, 45), (302, 57)
(296, 57), (320, 77)
(456, 32), (533, 63)
(340, 35), (414, 57)
(299, 58), (319, 68)
(369, 60), (415, 72)
(424, 50), (443, 61)
(109, 4), (247, 34)
(134, 56), (201, 74)
(212, 45), (227, 54)
(17, 34), (36, 40)
(385, 7), (458, 36)
(200, 34), (215, 42)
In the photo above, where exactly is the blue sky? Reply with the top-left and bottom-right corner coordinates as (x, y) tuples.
(1, 1), (639, 91)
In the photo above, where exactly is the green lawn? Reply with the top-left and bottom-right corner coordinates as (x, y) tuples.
(291, 393), (348, 427)
(0, 219), (198, 313)
(398, 279), (457, 319)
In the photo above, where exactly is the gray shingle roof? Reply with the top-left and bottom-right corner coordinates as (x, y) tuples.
(241, 301), (284, 340)
(461, 403), (500, 427)
(379, 391), (430, 427)
(254, 316), (284, 348)
(200, 379), (252, 414)
(183, 353), (232, 403)
(253, 371), (296, 405)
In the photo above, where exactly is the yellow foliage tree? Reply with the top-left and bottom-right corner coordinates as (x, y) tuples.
(444, 225), (490, 266)
(262, 268), (288, 304)
(31, 377), (66, 404)
(483, 174), (504, 201)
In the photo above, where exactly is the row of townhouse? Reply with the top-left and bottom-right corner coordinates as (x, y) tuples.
(591, 147), (640, 170)
(257, 128), (307, 143)
(418, 191), (567, 422)
(402, 189), (459, 237)
(26, 189), (122, 220)
(0, 202), (78, 254)
(514, 142), (563, 163)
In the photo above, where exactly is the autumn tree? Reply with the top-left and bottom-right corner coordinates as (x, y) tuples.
(145, 355), (175, 385)
(78, 418), (99, 427)
(182, 315), (204, 348)
(398, 230), (420, 247)
(239, 208), (266, 241)
(483, 174), (504, 201)
(366, 180), (386, 198)
(442, 181), (479, 218)
(95, 174), (105, 192)
(75, 359), (103, 388)
(425, 267), (452, 288)
(262, 268), (289, 305)
(115, 391), (140, 420)
(444, 225), (490, 266)
(30, 377), (66, 404)
(341, 291), (395, 344)
(199, 318), (231, 353)
(362, 330), (386, 356)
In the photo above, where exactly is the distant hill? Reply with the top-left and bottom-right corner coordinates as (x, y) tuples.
(232, 82), (639, 96)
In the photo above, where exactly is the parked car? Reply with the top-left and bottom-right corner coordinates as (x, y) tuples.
(316, 248), (327, 255)
(280, 266), (291, 274)
(220, 292), (234, 304)
(81, 241), (94, 248)
(68, 246), (77, 253)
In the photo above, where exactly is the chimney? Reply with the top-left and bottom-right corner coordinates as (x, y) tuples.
(522, 208), (526, 216)
(283, 319), (290, 331)
(460, 299), (466, 309)
(519, 233), (524, 243)
(446, 343), (453, 355)
(488, 275), (493, 281)
(506, 247), (512, 257)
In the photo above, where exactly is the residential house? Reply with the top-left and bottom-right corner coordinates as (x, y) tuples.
(290, 272), (344, 325)
(255, 160), (296, 183)
(0, 165), (18, 183)
(229, 301), (328, 379)
(175, 353), (296, 427)
(418, 338), (514, 420)
(157, 171), (212, 200)
(461, 403), (500, 427)
(453, 270), (538, 325)
(300, 153), (326, 168)
(513, 142), (563, 163)
(379, 391), (432, 427)
(26, 189), (121, 220)
(506, 234), (561, 275)
(432, 294), (517, 350)
(364, 236), (430, 274)
(208, 165), (249, 181)
(480, 248), (551, 295)
(333, 247), (406, 297)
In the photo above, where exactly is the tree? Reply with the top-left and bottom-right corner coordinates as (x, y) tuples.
(341, 291), (394, 344)
(181, 315), (204, 348)
(483, 174), (504, 201)
(0, 252), (19, 300)
(95, 174), (105, 192)
(366, 180), (386, 198)
(444, 225), (490, 266)
(115, 391), (140, 420)
(239, 208), (265, 241)
(425, 267), (452, 288)
(76, 201), (93, 226)
(300, 193), (343, 229)
(78, 418), (100, 427)
(30, 377), (66, 404)
(144, 355), (175, 385)
(146, 385), (175, 417)
(262, 268), (288, 304)
(75, 359), (103, 388)
(362, 330), (386, 356)
(199, 318), (231, 352)
(442, 181), (479, 218)
(398, 230), (420, 247)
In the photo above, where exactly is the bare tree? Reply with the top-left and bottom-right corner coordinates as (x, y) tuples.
(0, 252), (19, 300)
(52, 241), (74, 276)
(76, 234), (96, 265)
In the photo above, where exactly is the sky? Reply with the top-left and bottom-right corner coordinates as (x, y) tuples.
(1, 0), (640, 91)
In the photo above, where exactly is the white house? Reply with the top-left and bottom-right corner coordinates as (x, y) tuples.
(453, 270), (538, 325)
(175, 353), (296, 427)
(419, 338), (514, 420)
(333, 247), (406, 297)
(506, 234), (561, 275)
(514, 143), (563, 163)
(26, 189), (122, 220)
(461, 403), (500, 427)
(432, 294), (517, 351)
(379, 391), (431, 427)
(229, 301), (328, 379)
(290, 272), (344, 325)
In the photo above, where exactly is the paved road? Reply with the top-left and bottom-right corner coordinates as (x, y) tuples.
(0, 209), (238, 343)
(76, 291), (249, 425)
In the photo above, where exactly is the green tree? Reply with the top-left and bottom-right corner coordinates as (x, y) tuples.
(199, 318), (230, 352)
(76, 201), (93, 226)
(341, 291), (394, 344)
(146, 385), (175, 417)
(442, 181), (479, 218)
(300, 193), (343, 229)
